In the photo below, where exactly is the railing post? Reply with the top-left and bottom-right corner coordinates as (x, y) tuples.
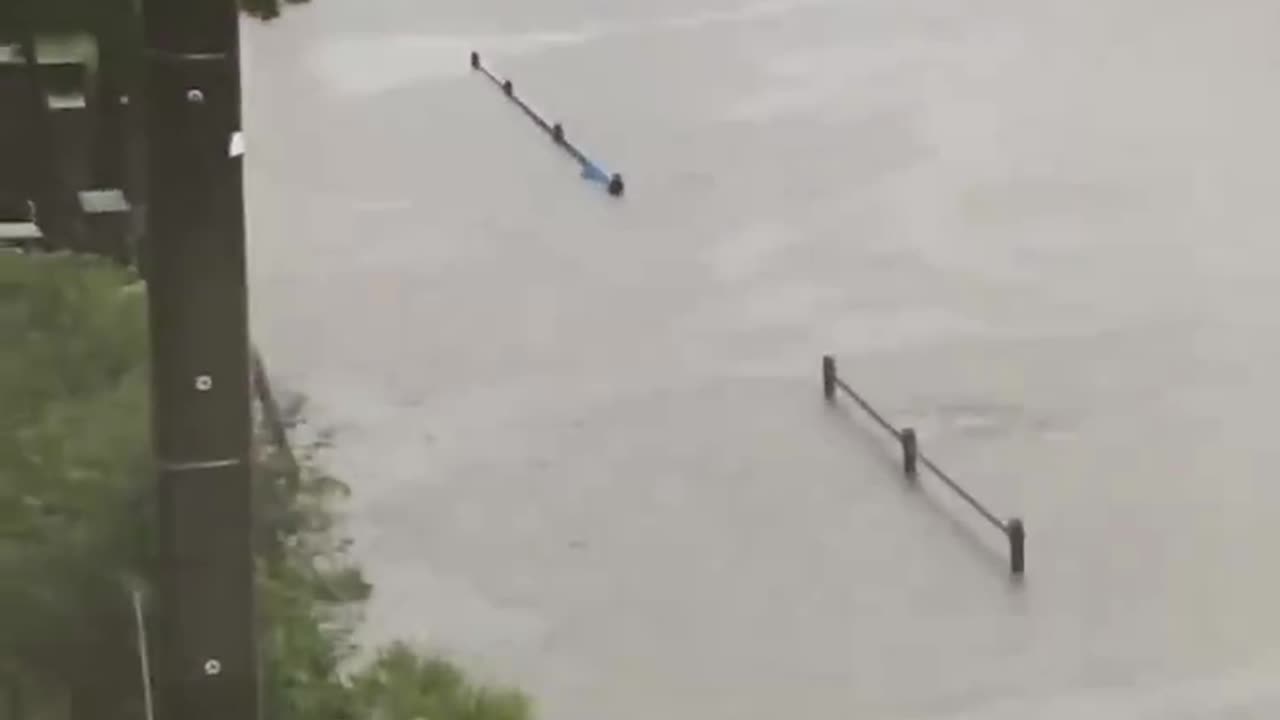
(822, 355), (836, 401)
(900, 427), (918, 479)
(1007, 518), (1025, 576)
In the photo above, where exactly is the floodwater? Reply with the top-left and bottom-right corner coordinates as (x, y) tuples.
(242, 1), (1280, 718)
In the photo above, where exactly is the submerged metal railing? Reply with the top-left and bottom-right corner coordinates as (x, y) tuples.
(470, 51), (626, 197)
(822, 355), (1026, 576)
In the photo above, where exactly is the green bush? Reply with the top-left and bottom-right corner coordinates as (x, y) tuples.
(0, 253), (533, 720)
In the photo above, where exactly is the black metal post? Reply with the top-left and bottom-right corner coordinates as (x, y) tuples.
(822, 355), (836, 401)
(140, 0), (259, 717)
(900, 427), (918, 479)
(1007, 518), (1025, 576)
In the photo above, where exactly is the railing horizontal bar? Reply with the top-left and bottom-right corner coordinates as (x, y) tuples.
(831, 366), (1007, 533)
(832, 376), (900, 439)
(918, 454), (1006, 532)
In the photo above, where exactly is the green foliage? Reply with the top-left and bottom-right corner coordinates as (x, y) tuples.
(0, 254), (150, 695)
(255, 414), (369, 720)
(353, 643), (533, 720)
(0, 253), (534, 720)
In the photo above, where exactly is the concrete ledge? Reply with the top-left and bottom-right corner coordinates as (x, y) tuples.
(0, 221), (42, 249)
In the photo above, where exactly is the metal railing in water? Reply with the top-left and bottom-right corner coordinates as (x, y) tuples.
(822, 355), (1026, 576)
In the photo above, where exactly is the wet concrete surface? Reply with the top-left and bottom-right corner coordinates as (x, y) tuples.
(243, 1), (1280, 717)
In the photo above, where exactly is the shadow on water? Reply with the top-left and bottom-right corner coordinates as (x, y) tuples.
(911, 480), (1023, 585)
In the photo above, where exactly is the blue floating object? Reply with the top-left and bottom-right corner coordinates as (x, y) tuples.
(580, 161), (610, 184)
(473, 51), (624, 197)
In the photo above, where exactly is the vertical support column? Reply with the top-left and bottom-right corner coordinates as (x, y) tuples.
(140, 0), (259, 717)
(1007, 518), (1026, 576)
(900, 427), (918, 479)
(822, 355), (836, 401)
